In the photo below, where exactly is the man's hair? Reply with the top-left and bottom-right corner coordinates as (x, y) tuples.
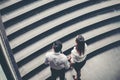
(53, 40), (62, 52)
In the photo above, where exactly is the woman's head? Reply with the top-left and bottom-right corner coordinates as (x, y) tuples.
(76, 35), (85, 45)
(75, 34), (85, 55)
(52, 40), (62, 53)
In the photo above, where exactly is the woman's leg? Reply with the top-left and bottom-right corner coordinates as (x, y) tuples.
(72, 63), (81, 80)
(77, 60), (87, 80)
(76, 68), (81, 80)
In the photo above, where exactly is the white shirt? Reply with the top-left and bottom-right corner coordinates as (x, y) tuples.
(70, 43), (87, 63)
(45, 51), (70, 70)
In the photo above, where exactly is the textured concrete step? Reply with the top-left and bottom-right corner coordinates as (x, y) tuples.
(7, 0), (92, 41)
(9, 0), (120, 49)
(1, 0), (54, 22)
(14, 11), (120, 63)
(17, 19), (120, 69)
(63, 23), (120, 52)
(3, 0), (69, 29)
(0, 0), (21, 10)
(1, 1), (120, 80)
(27, 34), (120, 80)
(11, 4), (120, 55)
(1, 0), (40, 16)
(20, 27), (120, 79)
(5, 0), (87, 36)
(17, 16), (120, 73)
(19, 22), (120, 77)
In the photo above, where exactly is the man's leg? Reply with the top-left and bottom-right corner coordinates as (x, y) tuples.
(50, 68), (58, 80)
(59, 69), (65, 80)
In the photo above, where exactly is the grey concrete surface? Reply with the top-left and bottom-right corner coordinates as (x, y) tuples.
(50, 45), (120, 80)
(80, 46), (120, 80)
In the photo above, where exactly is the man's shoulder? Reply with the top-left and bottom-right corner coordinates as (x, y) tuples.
(60, 53), (67, 59)
(45, 51), (53, 57)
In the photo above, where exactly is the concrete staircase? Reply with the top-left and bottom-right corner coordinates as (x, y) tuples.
(0, 0), (120, 80)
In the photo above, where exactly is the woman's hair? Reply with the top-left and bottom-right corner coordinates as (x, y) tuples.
(53, 40), (62, 52)
(75, 35), (85, 55)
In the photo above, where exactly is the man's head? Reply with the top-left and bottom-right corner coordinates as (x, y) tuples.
(52, 40), (62, 52)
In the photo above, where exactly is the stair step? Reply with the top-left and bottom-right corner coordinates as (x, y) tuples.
(2, 0), (54, 22)
(18, 20), (119, 77)
(0, 0), (21, 10)
(14, 11), (120, 63)
(1, 0), (39, 16)
(3, 0), (73, 29)
(1, 1), (120, 80)
(9, 0), (120, 49)
(63, 23), (120, 52)
(5, 0), (86, 36)
(11, 4), (120, 54)
(9, 0), (113, 42)
(24, 34), (120, 80)
(19, 23), (120, 77)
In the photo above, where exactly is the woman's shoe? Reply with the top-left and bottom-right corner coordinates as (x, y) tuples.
(72, 75), (77, 80)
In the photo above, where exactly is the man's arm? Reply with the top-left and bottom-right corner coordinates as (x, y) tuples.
(45, 57), (49, 64)
(44, 53), (50, 65)
(64, 57), (70, 69)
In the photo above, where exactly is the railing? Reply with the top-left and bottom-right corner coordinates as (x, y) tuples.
(0, 14), (22, 80)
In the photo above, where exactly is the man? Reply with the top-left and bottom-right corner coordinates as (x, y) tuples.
(45, 40), (70, 80)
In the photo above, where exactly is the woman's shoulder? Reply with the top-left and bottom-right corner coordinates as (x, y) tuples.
(85, 43), (88, 48)
(71, 46), (78, 55)
(71, 46), (76, 51)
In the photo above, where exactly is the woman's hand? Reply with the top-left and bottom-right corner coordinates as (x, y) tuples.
(67, 56), (71, 62)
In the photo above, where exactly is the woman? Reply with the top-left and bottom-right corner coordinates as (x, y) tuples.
(68, 34), (87, 80)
